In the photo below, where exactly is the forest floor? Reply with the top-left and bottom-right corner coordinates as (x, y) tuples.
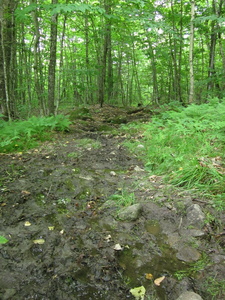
(0, 105), (225, 300)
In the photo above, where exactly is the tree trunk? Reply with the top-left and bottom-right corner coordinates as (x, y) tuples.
(189, 0), (195, 103)
(48, 0), (58, 115)
(0, 0), (17, 120)
(31, 0), (46, 115)
(207, 0), (223, 93)
(98, 0), (111, 107)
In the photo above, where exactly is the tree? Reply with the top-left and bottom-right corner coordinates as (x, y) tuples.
(189, 0), (195, 103)
(31, 0), (47, 115)
(0, 0), (18, 120)
(48, 0), (58, 115)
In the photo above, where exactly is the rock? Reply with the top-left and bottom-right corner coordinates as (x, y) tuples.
(176, 291), (203, 300)
(117, 203), (142, 221)
(186, 204), (205, 228)
(134, 165), (145, 172)
(188, 229), (205, 237)
(176, 245), (201, 262)
(137, 144), (145, 149)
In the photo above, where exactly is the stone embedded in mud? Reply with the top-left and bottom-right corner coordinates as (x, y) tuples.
(176, 245), (201, 262)
(188, 229), (205, 237)
(176, 291), (203, 300)
(186, 204), (205, 228)
(117, 203), (142, 221)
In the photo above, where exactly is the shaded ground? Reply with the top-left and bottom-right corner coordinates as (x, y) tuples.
(0, 105), (225, 300)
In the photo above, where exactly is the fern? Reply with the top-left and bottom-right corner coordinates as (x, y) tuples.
(122, 98), (225, 196)
(0, 115), (71, 153)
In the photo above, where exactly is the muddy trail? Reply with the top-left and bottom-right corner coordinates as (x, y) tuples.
(0, 106), (225, 300)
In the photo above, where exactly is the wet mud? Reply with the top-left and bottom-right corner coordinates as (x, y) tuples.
(0, 106), (225, 299)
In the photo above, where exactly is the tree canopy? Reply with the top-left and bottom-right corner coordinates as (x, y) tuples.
(0, 0), (224, 119)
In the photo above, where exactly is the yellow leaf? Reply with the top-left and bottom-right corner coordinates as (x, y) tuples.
(24, 221), (31, 227)
(154, 276), (165, 286)
(21, 190), (31, 196)
(33, 239), (45, 244)
(48, 226), (54, 231)
(145, 273), (153, 280)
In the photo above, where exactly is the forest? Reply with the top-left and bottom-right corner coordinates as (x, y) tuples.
(0, 0), (225, 119)
(1, 1), (225, 300)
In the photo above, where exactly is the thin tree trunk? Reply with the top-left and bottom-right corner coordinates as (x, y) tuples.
(0, 0), (17, 120)
(189, 0), (195, 103)
(31, 0), (46, 115)
(98, 0), (111, 107)
(207, 0), (223, 93)
(57, 14), (66, 109)
(48, 0), (58, 115)
(147, 38), (159, 105)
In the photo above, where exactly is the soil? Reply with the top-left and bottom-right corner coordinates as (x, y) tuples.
(0, 105), (225, 300)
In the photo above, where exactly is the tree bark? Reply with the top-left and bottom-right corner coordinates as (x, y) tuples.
(31, 0), (47, 115)
(189, 0), (195, 103)
(207, 0), (223, 93)
(98, 0), (111, 107)
(0, 0), (17, 120)
(48, 0), (58, 115)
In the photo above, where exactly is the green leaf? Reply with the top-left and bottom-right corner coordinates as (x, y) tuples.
(130, 286), (146, 300)
(0, 236), (9, 244)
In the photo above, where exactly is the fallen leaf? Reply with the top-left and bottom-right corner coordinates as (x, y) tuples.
(24, 221), (31, 227)
(145, 273), (153, 280)
(113, 243), (123, 251)
(33, 239), (45, 244)
(21, 190), (31, 196)
(105, 234), (112, 242)
(0, 236), (9, 244)
(48, 226), (54, 231)
(154, 276), (165, 286)
(130, 286), (146, 300)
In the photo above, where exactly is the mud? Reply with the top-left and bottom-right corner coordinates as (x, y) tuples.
(0, 106), (225, 300)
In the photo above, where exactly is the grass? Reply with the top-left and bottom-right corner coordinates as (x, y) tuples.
(121, 98), (225, 210)
(174, 253), (210, 280)
(109, 189), (136, 207)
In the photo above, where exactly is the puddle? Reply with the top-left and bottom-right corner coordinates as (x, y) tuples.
(115, 222), (188, 299)
(145, 220), (161, 235)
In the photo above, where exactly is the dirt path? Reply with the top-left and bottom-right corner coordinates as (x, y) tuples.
(0, 106), (225, 300)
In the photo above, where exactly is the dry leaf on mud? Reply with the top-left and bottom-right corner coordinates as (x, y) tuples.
(21, 190), (31, 196)
(154, 276), (165, 286)
(33, 239), (45, 244)
(24, 221), (31, 227)
(145, 273), (153, 280)
(113, 243), (123, 251)
(105, 234), (112, 242)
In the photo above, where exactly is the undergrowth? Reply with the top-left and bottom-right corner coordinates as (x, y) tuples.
(121, 98), (225, 207)
(0, 115), (71, 153)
